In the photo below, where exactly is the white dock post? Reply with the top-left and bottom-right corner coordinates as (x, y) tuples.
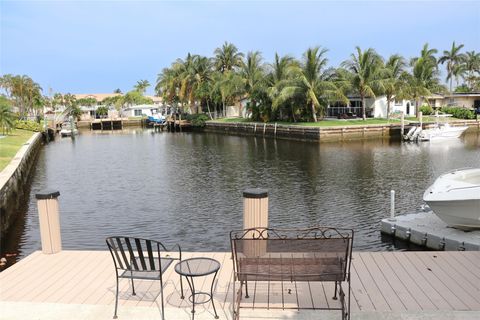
(389, 190), (396, 221)
(274, 123), (277, 137)
(36, 190), (62, 254)
(419, 111), (423, 128)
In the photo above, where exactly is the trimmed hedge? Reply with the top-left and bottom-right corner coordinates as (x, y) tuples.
(440, 106), (475, 119)
(186, 114), (210, 127)
(15, 120), (43, 132)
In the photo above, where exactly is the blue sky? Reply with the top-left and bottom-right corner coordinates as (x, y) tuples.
(1, 1), (479, 95)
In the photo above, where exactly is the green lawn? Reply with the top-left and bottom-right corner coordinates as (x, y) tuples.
(210, 118), (402, 127)
(0, 129), (35, 171)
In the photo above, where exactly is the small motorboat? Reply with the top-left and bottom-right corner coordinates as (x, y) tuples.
(418, 114), (468, 141)
(60, 120), (78, 137)
(423, 168), (480, 230)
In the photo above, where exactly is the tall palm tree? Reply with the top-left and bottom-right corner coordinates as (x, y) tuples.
(213, 42), (244, 73)
(240, 51), (267, 120)
(439, 41), (465, 94)
(407, 43), (442, 116)
(383, 54), (407, 120)
(341, 47), (384, 120)
(134, 80), (150, 94)
(275, 47), (347, 122)
(213, 71), (244, 117)
(268, 53), (296, 121)
(463, 51), (480, 90)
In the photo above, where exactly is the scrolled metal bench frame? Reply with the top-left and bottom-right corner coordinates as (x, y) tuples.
(230, 226), (354, 320)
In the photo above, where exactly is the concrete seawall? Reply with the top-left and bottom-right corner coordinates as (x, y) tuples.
(0, 133), (43, 239)
(205, 120), (480, 142)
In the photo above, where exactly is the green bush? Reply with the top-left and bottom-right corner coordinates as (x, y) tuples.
(186, 114), (210, 127)
(419, 104), (433, 115)
(15, 120), (43, 132)
(440, 106), (475, 119)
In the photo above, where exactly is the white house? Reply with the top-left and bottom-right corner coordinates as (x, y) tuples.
(327, 96), (415, 118)
(123, 105), (161, 118)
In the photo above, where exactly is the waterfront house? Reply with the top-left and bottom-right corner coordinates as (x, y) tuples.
(327, 95), (415, 118)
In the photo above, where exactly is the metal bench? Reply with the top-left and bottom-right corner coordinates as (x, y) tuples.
(230, 227), (354, 319)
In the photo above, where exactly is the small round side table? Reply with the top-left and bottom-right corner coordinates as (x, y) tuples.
(175, 257), (220, 319)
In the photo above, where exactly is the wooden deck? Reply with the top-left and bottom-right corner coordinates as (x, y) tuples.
(0, 251), (479, 319)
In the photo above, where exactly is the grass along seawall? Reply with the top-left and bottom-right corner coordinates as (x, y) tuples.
(0, 132), (42, 244)
(205, 119), (480, 142)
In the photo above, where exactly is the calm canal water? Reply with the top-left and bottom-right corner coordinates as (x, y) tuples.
(3, 129), (480, 264)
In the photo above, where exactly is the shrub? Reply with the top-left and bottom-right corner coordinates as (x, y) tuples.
(186, 114), (210, 127)
(440, 106), (475, 119)
(15, 120), (43, 132)
(419, 104), (433, 115)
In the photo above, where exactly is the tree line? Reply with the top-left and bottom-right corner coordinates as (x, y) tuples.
(156, 41), (480, 122)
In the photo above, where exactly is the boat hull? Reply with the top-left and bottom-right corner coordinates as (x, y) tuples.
(420, 126), (468, 141)
(424, 199), (480, 229)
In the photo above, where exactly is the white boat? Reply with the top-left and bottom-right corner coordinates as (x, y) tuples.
(423, 168), (480, 230)
(60, 121), (78, 137)
(418, 114), (468, 141)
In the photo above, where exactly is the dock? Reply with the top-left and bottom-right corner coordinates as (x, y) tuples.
(90, 118), (124, 131)
(381, 211), (480, 251)
(1, 250), (479, 319)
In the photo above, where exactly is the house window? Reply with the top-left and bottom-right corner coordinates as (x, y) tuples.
(134, 110), (143, 116)
(394, 99), (402, 106)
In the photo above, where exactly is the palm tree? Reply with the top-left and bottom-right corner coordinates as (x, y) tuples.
(383, 54), (407, 120)
(439, 41), (465, 94)
(463, 51), (480, 90)
(240, 51), (267, 120)
(190, 55), (214, 116)
(267, 53), (296, 121)
(113, 88), (122, 94)
(0, 97), (15, 135)
(134, 80), (150, 94)
(275, 47), (347, 122)
(407, 43), (442, 116)
(213, 42), (244, 73)
(213, 71), (244, 117)
(341, 47), (384, 120)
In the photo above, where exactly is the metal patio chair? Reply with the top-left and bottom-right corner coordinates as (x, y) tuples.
(106, 236), (183, 320)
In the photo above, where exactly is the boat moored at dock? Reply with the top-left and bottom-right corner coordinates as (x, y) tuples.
(423, 168), (480, 230)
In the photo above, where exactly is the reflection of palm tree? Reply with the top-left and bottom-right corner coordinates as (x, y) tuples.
(342, 47), (384, 120)
(439, 41), (465, 94)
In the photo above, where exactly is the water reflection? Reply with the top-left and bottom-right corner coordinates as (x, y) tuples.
(3, 129), (480, 262)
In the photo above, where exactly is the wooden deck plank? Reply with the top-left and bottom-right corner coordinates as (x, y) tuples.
(384, 252), (437, 311)
(2, 251), (80, 301)
(371, 252), (422, 311)
(452, 252), (480, 278)
(0, 251), (42, 282)
(432, 253), (480, 303)
(351, 253), (390, 311)
(350, 258), (375, 311)
(359, 253), (406, 311)
(414, 252), (480, 310)
(404, 252), (468, 310)
(393, 252), (449, 310)
(28, 251), (99, 303)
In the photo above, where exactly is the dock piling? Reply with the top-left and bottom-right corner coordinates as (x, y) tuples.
(36, 190), (62, 254)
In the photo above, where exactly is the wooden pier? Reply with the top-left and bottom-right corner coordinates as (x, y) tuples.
(90, 118), (124, 131)
(0, 250), (479, 319)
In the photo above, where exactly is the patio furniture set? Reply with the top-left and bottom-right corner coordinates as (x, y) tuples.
(106, 226), (354, 320)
